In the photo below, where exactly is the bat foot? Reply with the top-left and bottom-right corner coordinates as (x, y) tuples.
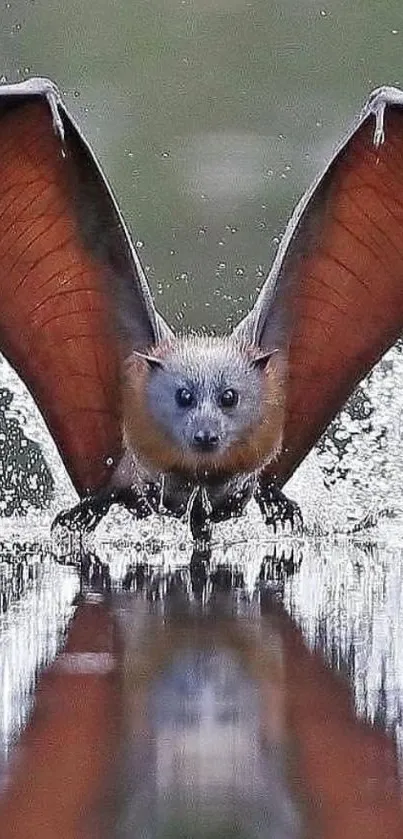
(52, 496), (109, 533)
(255, 481), (303, 534)
(117, 485), (158, 519)
(51, 485), (158, 535)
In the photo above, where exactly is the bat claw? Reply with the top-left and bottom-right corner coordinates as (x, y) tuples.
(255, 481), (303, 534)
(51, 498), (108, 533)
(51, 486), (156, 535)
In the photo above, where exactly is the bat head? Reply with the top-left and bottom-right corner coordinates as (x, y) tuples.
(124, 336), (285, 478)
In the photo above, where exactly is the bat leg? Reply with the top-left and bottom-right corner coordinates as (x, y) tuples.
(189, 479), (253, 543)
(189, 489), (213, 544)
(52, 484), (160, 533)
(255, 478), (303, 534)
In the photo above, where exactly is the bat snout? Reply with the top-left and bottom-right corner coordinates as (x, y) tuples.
(192, 429), (220, 452)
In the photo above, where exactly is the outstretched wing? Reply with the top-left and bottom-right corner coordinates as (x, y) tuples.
(0, 78), (171, 496)
(236, 87), (403, 486)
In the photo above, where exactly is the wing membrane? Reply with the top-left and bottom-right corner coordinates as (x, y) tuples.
(237, 88), (403, 486)
(0, 79), (168, 495)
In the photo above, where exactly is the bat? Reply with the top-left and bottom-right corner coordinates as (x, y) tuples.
(0, 77), (402, 541)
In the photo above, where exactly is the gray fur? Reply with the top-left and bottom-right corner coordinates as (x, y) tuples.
(146, 336), (266, 456)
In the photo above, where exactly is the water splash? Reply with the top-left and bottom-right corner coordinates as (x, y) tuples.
(0, 336), (402, 540)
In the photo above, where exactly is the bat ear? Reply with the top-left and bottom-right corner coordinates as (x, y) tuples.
(251, 349), (279, 370)
(130, 350), (165, 370)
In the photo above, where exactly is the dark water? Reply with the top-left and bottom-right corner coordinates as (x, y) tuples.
(0, 0), (402, 834)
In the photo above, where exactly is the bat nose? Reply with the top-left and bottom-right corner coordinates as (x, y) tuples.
(193, 429), (220, 451)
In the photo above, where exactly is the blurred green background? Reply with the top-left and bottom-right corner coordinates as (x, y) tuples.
(0, 0), (402, 332)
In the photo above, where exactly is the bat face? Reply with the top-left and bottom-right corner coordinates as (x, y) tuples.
(146, 338), (267, 454)
(123, 337), (285, 479)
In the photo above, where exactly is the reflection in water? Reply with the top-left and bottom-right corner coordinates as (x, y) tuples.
(0, 547), (78, 770)
(117, 581), (403, 837)
(2, 535), (403, 773)
(283, 540), (403, 751)
(120, 648), (300, 838)
(1, 547), (403, 836)
(0, 596), (123, 839)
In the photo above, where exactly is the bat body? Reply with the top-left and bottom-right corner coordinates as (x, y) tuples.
(119, 335), (285, 535)
(0, 78), (402, 540)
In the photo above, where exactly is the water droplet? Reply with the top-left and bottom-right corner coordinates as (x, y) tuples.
(170, 249), (176, 255)
(218, 240), (225, 246)
(320, 9), (327, 16)
(106, 457), (114, 467)
(235, 267), (244, 276)
(136, 240), (144, 248)
(74, 90), (80, 98)
(161, 151), (170, 158)
(392, 29), (398, 34)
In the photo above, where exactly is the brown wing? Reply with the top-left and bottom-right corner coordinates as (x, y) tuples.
(0, 78), (170, 496)
(236, 87), (403, 487)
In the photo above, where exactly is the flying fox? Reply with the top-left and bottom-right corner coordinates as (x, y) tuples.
(0, 78), (402, 541)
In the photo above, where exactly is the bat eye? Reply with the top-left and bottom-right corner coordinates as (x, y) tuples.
(175, 387), (194, 408)
(219, 388), (239, 409)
